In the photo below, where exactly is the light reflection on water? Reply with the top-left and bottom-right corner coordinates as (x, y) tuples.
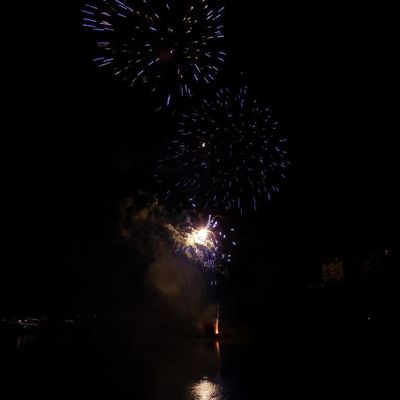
(189, 377), (227, 400)
(187, 339), (227, 400)
(4, 330), (234, 399)
(17, 334), (38, 350)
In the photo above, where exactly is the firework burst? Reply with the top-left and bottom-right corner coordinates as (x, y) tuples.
(165, 214), (234, 270)
(157, 86), (290, 213)
(119, 197), (234, 271)
(82, 0), (226, 105)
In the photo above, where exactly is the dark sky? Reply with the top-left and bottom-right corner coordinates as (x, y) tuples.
(2, 1), (398, 313)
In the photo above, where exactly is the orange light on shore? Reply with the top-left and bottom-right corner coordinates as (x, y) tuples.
(214, 318), (219, 335)
(214, 305), (219, 335)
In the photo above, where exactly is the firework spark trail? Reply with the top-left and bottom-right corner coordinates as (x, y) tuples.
(82, 0), (226, 105)
(157, 86), (290, 213)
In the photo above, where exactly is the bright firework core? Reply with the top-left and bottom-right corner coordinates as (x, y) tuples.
(184, 222), (217, 267)
(165, 214), (233, 270)
(192, 227), (211, 245)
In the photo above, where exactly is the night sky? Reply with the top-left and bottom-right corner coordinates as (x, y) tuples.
(2, 1), (398, 315)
